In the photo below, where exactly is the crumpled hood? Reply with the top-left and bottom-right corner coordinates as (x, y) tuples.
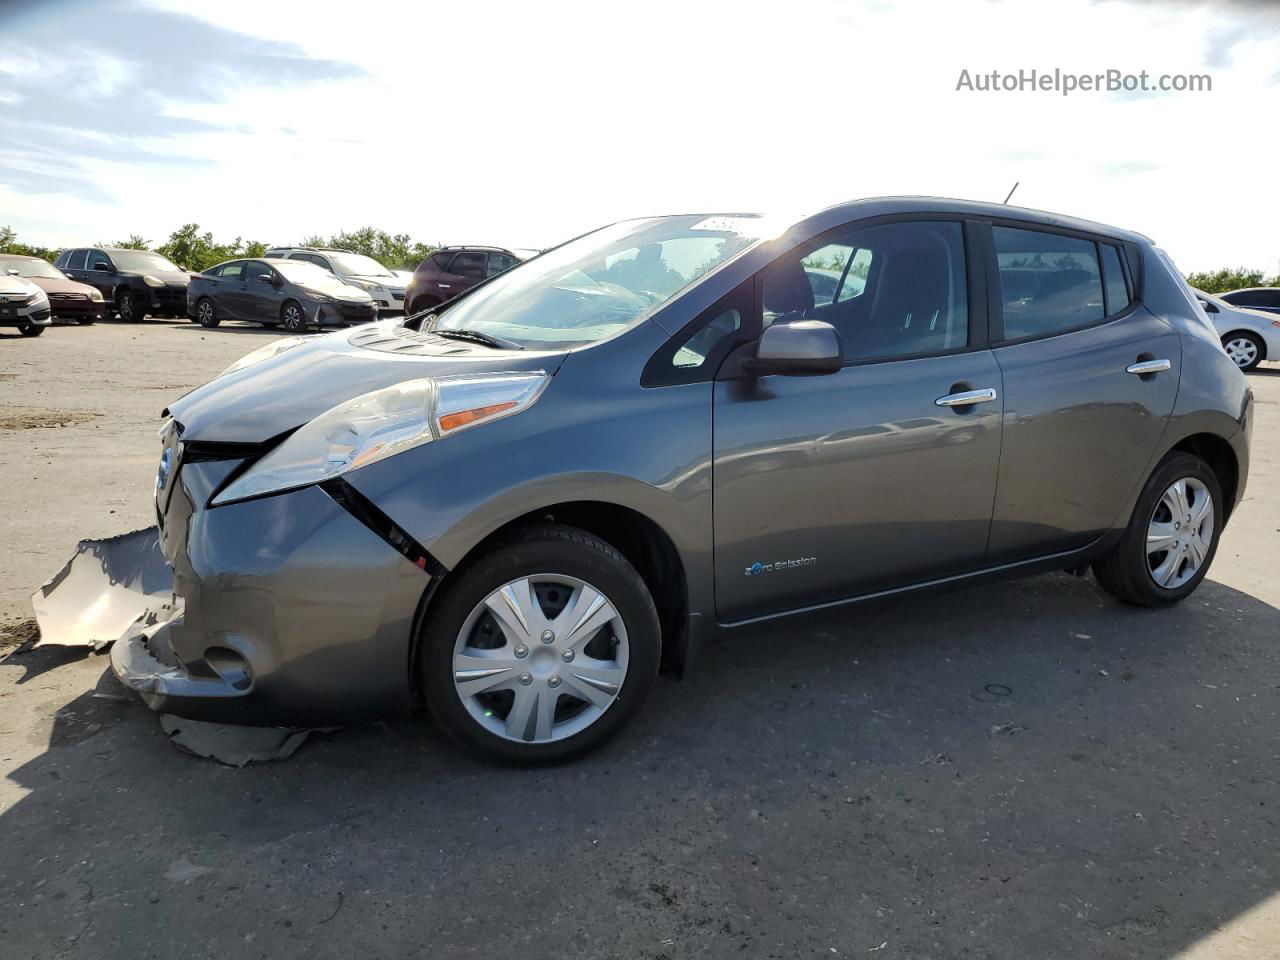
(166, 321), (568, 443)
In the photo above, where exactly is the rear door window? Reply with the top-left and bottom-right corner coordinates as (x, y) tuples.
(220, 261), (245, 281)
(993, 227), (1106, 340)
(450, 251), (487, 278)
(62, 250), (87, 270)
(486, 253), (517, 277)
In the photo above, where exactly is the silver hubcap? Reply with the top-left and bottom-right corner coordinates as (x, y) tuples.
(453, 574), (628, 744)
(1224, 337), (1257, 367)
(198, 302), (212, 322)
(1147, 477), (1214, 589)
(286, 307), (301, 326)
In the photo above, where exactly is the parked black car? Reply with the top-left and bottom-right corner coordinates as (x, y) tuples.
(1218, 287), (1280, 317)
(54, 247), (191, 321)
(188, 257), (378, 332)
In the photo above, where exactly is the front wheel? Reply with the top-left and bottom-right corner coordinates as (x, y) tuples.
(18, 321), (45, 337)
(1093, 452), (1223, 607)
(117, 290), (142, 322)
(1222, 332), (1263, 371)
(281, 301), (307, 333)
(420, 525), (661, 764)
(77, 316), (95, 325)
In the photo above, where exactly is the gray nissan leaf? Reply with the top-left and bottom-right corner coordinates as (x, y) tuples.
(105, 198), (1252, 763)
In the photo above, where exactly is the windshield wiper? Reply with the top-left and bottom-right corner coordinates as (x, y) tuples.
(433, 328), (524, 351)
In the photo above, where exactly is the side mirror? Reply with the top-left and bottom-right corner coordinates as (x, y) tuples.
(93, 262), (113, 273)
(257, 273), (277, 285)
(744, 320), (843, 377)
(1198, 299), (1219, 314)
(5, 268), (18, 276)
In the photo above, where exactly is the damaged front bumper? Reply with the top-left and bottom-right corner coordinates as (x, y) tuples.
(36, 447), (434, 727)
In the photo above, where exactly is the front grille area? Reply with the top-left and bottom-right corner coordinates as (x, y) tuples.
(50, 292), (88, 301)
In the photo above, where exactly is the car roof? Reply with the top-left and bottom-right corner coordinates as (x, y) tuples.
(800, 196), (1153, 246)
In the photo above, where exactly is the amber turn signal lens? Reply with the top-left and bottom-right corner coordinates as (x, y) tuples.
(438, 401), (517, 433)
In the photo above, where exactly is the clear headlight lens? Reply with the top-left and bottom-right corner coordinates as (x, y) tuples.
(143, 275), (165, 287)
(211, 372), (548, 506)
(348, 278), (376, 292)
(218, 336), (308, 378)
(89, 289), (104, 301)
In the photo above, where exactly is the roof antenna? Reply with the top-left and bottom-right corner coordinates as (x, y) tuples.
(1002, 181), (1020, 204)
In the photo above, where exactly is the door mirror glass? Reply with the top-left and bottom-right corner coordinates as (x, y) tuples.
(746, 320), (843, 376)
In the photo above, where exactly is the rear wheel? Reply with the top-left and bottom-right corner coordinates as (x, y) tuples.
(18, 321), (45, 337)
(1222, 331), (1263, 371)
(195, 297), (220, 328)
(421, 525), (661, 764)
(281, 300), (307, 333)
(1093, 452), (1222, 607)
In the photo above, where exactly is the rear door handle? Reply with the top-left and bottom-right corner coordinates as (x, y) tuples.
(1126, 359), (1171, 375)
(935, 387), (998, 407)
(438, 283), (452, 289)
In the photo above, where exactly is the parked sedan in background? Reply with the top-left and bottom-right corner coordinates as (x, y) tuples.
(1219, 287), (1280, 317)
(0, 273), (52, 336)
(188, 257), (378, 331)
(404, 245), (531, 314)
(54, 247), (190, 321)
(1195, 288), (1280, 371)
(265, 247), (406, 313)
(0, 254), (104, 324)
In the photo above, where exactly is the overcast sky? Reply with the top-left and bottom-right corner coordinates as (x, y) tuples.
(1, 0), (1277, 273)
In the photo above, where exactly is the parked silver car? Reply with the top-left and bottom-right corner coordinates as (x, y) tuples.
(1194, 288), (1280, 371)
(66, 198), (1251, 763)
(0, 273), (52, 336)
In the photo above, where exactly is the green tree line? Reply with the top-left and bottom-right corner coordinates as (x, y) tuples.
(0, 224), (439, 273)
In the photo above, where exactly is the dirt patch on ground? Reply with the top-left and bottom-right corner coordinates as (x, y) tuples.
(0, 618), (38, 649)
(0, 408), (102, 430)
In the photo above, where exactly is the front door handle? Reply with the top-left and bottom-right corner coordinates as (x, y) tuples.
(935, 387), (998, 408)
(1126, 359), (1171, 375)
(438, 283), (452, 289)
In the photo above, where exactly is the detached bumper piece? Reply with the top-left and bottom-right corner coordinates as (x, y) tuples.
(31, 527), (176, 650)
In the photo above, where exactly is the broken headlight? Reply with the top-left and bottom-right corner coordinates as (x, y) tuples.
(211, 372), (548, 505)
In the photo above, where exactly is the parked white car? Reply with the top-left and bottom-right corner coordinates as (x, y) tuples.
(1194, 288), (1280, 371)
(264, 247), (406, 313)
(0, 273), (52, 337)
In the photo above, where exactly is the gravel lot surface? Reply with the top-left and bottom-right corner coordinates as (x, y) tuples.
(2, 318), (1278, 959)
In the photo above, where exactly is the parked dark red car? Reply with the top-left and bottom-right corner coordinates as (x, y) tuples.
(404, 245), (535, 314)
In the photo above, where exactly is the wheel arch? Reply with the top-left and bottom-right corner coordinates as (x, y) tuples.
(1168, 432), (1240, 519)
(424, 499), (691, 675)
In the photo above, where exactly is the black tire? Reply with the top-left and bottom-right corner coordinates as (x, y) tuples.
(420, 524), (661, 764)
(1221, 331), (1264, 371)
(117, 289), (143, 322)
(1093, 451), (1223, 607)
(77, 315), (95, 325)
(18, 321), (45, 337)
(281, 300), (307, 333)
(195, 297), (220, 328)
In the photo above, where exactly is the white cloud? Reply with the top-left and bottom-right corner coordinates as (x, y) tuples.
(4, 0), (1278, 274)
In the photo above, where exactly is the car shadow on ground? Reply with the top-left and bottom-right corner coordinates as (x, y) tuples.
(1, 572), (1277, 958)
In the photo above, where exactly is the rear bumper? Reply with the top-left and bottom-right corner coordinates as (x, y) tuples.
(112, 458), (431, 726)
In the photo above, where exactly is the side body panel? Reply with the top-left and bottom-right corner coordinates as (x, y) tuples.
(987, 310), (1181, 562)
(711, 350), (1004, 622)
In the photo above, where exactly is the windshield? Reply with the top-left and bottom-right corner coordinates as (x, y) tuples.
(111, 250), (183, 273)
(430, 214), (769, 350)
(0, 256), (65, 280)
(327, 252), (392, 277)
(274, 259), (361, 295)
